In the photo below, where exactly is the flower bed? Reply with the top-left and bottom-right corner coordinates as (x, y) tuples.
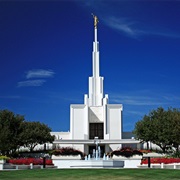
(141, 157), (180, 164)
(50, 147), (85, 158)
(8, 158), (53, 165)
(110, 147), (143, 158)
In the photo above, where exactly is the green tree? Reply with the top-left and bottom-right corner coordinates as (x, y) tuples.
(133, 107), (180, 153)
(20, 121), (54, 152)
(149, 108), (172, 152)
(0, 110), (24, 156)
(168, 108), (180, 153)
(133, 115), (153, 149)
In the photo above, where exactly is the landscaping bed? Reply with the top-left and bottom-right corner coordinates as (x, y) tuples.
(8, 158), (53, 165)
(141, 157), (180, 165)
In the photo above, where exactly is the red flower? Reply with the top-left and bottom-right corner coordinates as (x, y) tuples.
(8, 158), (53, 165)
(141, 157), (180, 165)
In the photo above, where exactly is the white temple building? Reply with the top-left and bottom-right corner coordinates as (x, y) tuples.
(51, 16), (140, 155)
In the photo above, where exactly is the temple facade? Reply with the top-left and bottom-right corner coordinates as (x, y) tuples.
(52, 16), (139, 155)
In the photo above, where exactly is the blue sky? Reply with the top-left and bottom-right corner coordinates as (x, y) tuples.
(1, 0), (180, 132)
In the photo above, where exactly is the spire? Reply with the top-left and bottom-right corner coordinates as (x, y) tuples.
(92, 14), (99, 77)
(92, 14), (99, 42)
(85, 14), (104, 106)
(84, 15), (109, 106)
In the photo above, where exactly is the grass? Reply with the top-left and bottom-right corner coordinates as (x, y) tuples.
(0, 169), (180, 180)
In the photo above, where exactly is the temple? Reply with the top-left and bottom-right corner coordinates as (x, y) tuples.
(52, 15), (139, 155)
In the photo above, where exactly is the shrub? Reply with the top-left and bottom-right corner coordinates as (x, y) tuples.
(171, 151), (180, 158)
(50, 147), (85, 158)
(110, 147), (143, 158)
(0, 156), (10, 160)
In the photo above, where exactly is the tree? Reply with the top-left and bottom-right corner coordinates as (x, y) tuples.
(0, 110), (24, 156)
(133, 107), (180, 153)
(20, 121), (54, 152)
(149, 108), (172, 152)
(168, 108), (180, 153)
(133, 115), (153, 150)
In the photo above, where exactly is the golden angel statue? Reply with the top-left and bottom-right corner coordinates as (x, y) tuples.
(92, 13), (99, 28)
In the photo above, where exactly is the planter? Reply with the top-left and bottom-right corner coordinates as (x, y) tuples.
(52, 155), (82, 169)
(143, 153), (165, 158)
(52, 155), (81, 160)
(138, 163), (180, 169)
(112, 155), (142, 160)
(112, 155), (142, 168)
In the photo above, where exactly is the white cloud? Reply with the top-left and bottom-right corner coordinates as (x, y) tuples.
(110, 94), (168, 106)
(103, 16), (139, 38)
(17, 80), (46, 87)
(149, 31), (180, 39)
(26, 69), (55, 79)
(79, 0), (180, 39)
(17, 69), (55, 87)
(125, 110), (144, 116)
(162, 95), (180, 102)
(103, 16), (180, 39)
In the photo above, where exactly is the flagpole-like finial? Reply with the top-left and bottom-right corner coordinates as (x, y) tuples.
(91, 13), (99, 28)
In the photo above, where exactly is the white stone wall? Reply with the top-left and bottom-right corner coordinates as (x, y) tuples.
(88, 77), (104, 106)
(70, 105), (88, 140)
(88, 106), (104, 123)
(106, 104), (123, 151)
(106, 104), (123, 140)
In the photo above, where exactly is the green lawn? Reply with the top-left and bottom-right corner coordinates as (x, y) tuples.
(0, 169), (180, 180)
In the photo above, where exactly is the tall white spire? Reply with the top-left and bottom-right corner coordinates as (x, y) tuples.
(92, 15), (99, 78)
(85, 15), (104, 106)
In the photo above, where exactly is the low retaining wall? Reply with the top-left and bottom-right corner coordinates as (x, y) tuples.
(52, 155), (81, 160)
(2, 164), (43, 170)
(138, 163), (180, 169)
(112, 155), (142, 168)
(52, 155), (143, 169)
(1, 163), (55, 170)
(52, 159), (124, 169)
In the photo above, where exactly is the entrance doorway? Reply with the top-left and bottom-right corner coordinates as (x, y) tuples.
(89, 123), (104, 139)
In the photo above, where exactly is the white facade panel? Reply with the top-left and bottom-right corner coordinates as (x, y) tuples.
(88, 106), (104, 123)
(107, 104), (123, 140)
(88, 77), (104, 106)
(70, 105), (88, 140)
